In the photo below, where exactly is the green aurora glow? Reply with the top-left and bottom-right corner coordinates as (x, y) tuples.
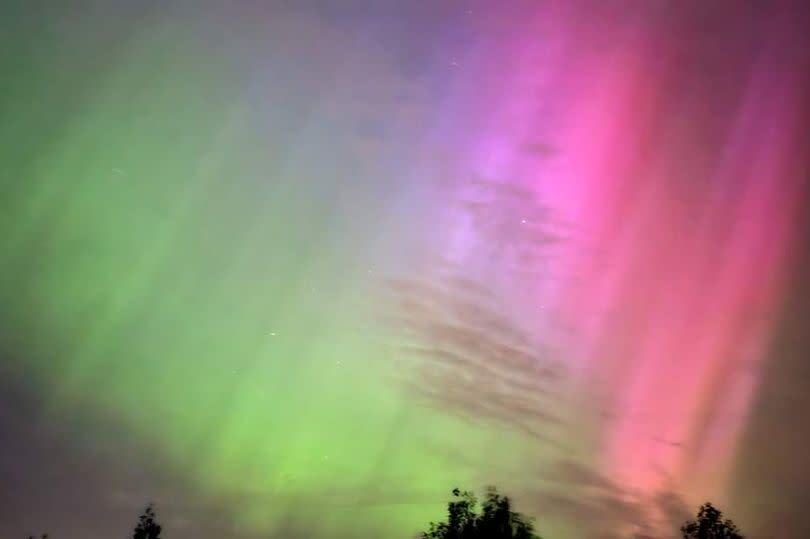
(0, 10), (541, 538)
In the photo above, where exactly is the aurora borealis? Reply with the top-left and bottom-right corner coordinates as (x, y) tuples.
(1, 2), (809, 538)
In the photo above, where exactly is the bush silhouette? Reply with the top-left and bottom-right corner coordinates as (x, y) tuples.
(681, 502), (743, 539)
(420, 486), (541, 539)
(132, 504), (162, 539)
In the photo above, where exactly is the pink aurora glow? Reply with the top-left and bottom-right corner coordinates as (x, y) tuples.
(402, 1), (808, 528)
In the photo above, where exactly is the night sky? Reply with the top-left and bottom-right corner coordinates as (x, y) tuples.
(1, 2), (809, 538)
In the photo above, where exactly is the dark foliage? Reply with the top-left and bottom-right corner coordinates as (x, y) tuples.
(681, 502), (744, 539)
(420, 486), (541, 539)
(133, 504), (162, 539)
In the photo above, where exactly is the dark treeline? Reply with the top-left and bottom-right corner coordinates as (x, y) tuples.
(420, 487), (744, 539)
(27, 486), (745, 539)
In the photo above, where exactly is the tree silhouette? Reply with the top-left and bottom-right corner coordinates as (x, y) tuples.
(420, 486), (542, 539)
(132, 504), (162, 539)
(681, 502), (743, 539)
